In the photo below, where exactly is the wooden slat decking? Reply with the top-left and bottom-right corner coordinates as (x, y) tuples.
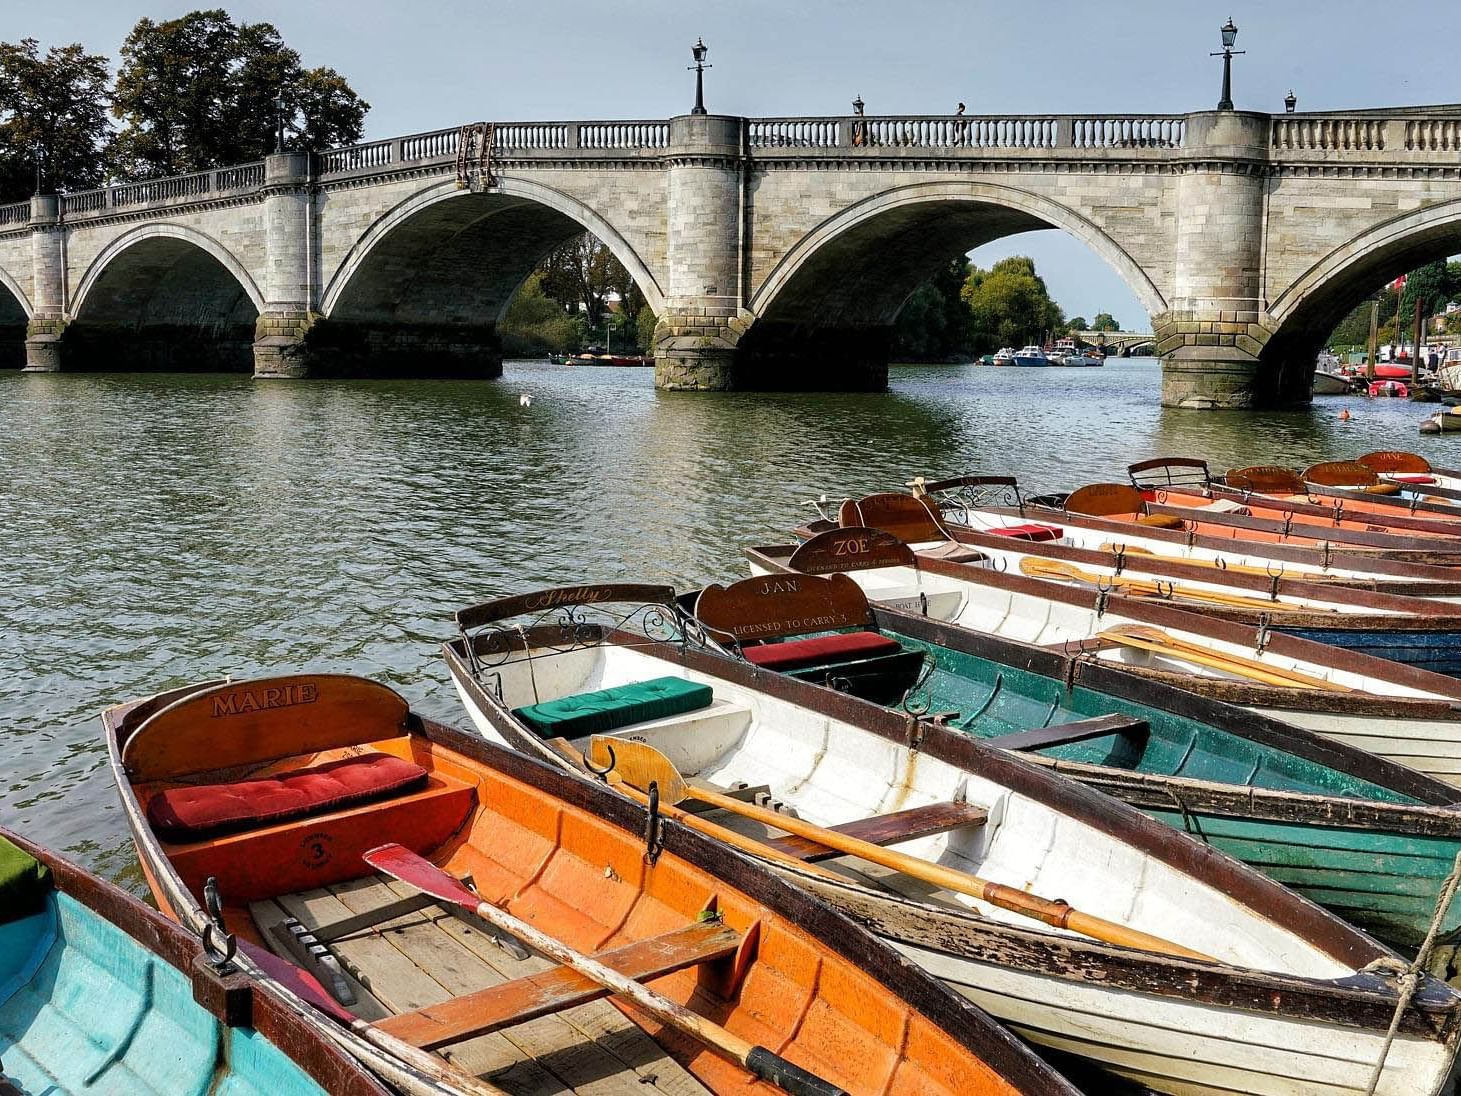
(253, 875), (711, 1095)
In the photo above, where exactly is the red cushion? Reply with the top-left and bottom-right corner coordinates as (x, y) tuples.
(1390, 474), (1436, 484)
(987, 523), (1063, 542)
(743, 631), (901, 671)
(147, 754), (429, 842)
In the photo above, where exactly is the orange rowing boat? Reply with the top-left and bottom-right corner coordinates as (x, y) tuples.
(103, 673), (1074, 1096)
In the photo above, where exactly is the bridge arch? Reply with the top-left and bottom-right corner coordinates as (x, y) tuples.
(322, 177), (665, 321)
(67, 224), (263, 372)
(0, 267), (28, 369)
(750, 180), (1168, 323)
(1260, 198), (1461, 400)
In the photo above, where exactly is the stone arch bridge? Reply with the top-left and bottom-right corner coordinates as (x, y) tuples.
(1, 107), (1460, 407)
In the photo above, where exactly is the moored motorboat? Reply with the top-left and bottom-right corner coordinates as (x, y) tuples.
(442, 585), (1461, 1095)
(740, 528), (1461, 950)
(992, 347), (1017, 365)
(105, 673), (1069, 1096)
(1313, 369), (1355, 395)
(0, 828), (389, 1096)
(1011, 345), (1049, 367)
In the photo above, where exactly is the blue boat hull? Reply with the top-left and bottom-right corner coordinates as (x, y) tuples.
(0, 891), (328, 1096)
(1277, 626), (1461, 678)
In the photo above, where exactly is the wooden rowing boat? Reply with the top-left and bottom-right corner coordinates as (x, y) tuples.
(443, 586), (1461, 1095)
(790, 503), (1461, 786)
(910, 474), (1461, 596)
(0, 828), (389, 1096)
(1128, 456), (1461, 539)
(818, 490), (1461, 676)
(104, 673), (1069, 1096)
(741, 530), (1461, 950)
(1360, 451), (1461, 503)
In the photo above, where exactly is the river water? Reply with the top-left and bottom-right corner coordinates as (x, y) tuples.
(0, 357), (1441, 889)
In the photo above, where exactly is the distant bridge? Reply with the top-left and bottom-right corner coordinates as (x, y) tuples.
(2, 105), (1461, 407)
(1077, 331), (1157, 355)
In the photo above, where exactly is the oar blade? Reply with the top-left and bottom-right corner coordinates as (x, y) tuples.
(589, 736), (690, 804)
(363, 843), (478, 912)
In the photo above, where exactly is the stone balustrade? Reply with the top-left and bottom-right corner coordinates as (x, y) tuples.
(1270, 112), (1461, 158)
(57, 163), (265, 221)
(18, 108), (1461, 229)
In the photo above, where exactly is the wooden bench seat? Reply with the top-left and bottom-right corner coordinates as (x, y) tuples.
(375, 920), (741, 1050)
(763, 801), (988, 862)
(987, 713), (1150, 752)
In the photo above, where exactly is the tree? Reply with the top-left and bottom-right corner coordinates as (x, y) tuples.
(539, 234), (633, 330)
(1091, 312), (1120, 332)
(0, 38), (111, 202)
(498, 271), (578, 355)
(892, 256), (972, 361)
(1067, 316), (1088, 332)
(962, 255), (1064, 350)
(109, 10), (368, 179)
(1395, 260), (1450, 340)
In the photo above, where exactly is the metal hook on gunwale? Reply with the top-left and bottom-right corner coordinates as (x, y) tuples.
(585, 742), (617, 782)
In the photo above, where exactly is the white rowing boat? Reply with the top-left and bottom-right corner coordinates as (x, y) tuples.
(442, 585), (1461, 1096)
(763, 511), (1461, 786)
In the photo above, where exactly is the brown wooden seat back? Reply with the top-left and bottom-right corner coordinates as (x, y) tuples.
(122, 674), (412, 783)
(789, 527), (917, 575)
(1062, 483), (1148, 517)
(1224, 465), (1305, 494)
(694, 573), (874, 644)
(1302, 460), (1380, 487)
(1358, 450), (1433, 475)
(1127, 457), (1211, 490)
(838, 493), (949, 544)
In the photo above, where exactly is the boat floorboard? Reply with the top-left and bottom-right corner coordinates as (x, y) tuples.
(253, 874), (711, 1096)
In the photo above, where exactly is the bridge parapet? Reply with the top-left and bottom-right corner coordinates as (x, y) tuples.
(57, 163), (264, 222)
(1271, 112), (1461, 160)
(748, 113), (1186, 152)
(0, 201), (28, 229)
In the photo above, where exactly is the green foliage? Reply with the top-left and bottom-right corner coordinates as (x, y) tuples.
(109, 10), (367, 178)
(1091, 312), (1119, 332)
(1067, 316), (1088, 332)
(635, 303), (658, 354)
(962, 255), (1065, 351)
(0, 38), (111, 201)
(891, 256), (971, 360)
(499, 271), (578, 356)
(539, 235), (636, 329)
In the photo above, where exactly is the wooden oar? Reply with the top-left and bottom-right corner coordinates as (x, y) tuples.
(1017, 557), (1334, 614)
(1098, 624), (1351, 693)
(591, 738), (1215, 964)
(237, 939), (508, 1096)
(363, 843), (847, 1096)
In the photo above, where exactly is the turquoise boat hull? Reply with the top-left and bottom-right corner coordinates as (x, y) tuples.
(879, 620), (1461, 952)
(0, 890), (329, 1096)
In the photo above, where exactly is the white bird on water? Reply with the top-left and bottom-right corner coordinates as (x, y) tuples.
(519, 393), (532, 407)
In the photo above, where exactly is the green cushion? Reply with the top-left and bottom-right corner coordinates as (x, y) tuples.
(513, 676), (713, 739)
(0, 836), (52, 925)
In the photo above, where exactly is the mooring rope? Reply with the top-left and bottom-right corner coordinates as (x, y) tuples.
(1363, 847), (1461, 1095)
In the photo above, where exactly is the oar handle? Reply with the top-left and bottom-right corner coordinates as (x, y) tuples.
(746, 1046), (850, 1096)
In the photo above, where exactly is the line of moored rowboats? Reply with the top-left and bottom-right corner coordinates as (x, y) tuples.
(19, 448), (1461, 1094)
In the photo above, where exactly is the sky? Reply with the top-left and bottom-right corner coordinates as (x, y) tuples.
(16, 0), (1461, 326)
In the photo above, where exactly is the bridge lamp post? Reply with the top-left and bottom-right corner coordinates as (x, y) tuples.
(1211, 18), (1243, 111)
(274, 91), (288, 154)
(688, 38), (710, 115)
(32, 146), (44, 196)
